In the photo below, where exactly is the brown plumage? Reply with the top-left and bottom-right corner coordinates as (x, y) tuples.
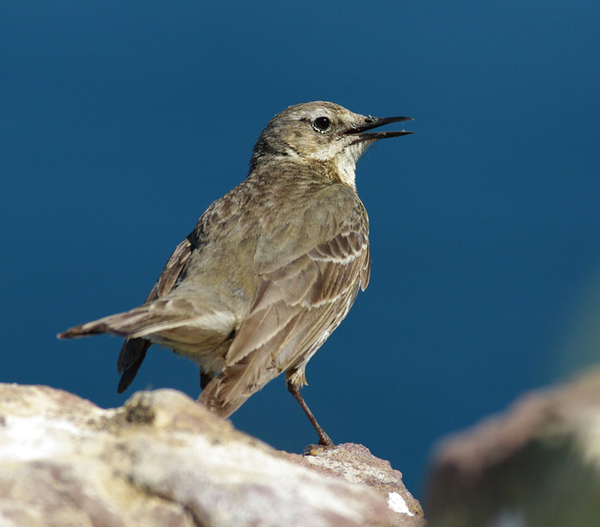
(59, 101), (412, 445)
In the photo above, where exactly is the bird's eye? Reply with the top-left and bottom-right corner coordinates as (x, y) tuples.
(312, 116), (331, 133)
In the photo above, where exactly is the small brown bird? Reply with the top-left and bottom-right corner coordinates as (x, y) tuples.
(59, 101), (412, 445)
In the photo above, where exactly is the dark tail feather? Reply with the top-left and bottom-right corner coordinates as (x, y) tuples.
(117, 337), (152, 393)
(57, 311), (156, 394)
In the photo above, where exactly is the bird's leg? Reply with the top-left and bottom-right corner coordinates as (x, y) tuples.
(200, 370), (214, 390)
(287, 382), (334, 447)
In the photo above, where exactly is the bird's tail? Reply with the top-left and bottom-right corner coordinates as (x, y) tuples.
(57, 304), (181, 395)
(57, 297), (209, 341)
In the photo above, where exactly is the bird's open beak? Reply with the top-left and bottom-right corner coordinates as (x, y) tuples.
(344, 116), (413, 140)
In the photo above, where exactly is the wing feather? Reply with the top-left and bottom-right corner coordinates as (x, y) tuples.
(200, 206), (370, 416)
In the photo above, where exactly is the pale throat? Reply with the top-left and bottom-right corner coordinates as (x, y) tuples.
(332, 142), (370, 189)
(309, 140), (370, 189)
(334, 152), (358, 188)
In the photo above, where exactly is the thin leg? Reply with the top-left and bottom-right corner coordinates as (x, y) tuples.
(287, 382), (334, 447)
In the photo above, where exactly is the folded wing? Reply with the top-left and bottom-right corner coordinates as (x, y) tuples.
(199, 210), (370, 417)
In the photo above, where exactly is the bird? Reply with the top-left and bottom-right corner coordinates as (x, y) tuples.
(58, 101), (413, 446)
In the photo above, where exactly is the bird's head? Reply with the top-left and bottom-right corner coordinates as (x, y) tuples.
(250, 101), (413, 187)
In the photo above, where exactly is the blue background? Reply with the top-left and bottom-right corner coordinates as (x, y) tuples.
(2, 1), (599, 496)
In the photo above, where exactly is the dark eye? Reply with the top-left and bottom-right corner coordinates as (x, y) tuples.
(312, 116), (331, 133)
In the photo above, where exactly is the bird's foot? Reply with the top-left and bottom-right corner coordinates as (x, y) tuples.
(302, 440), (335, 456)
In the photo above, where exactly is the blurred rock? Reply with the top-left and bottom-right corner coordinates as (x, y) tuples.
(426, 369), (600, 527)
(0, 384), (423, 527)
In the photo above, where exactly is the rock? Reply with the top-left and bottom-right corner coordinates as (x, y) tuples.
(0, 384), (423, 527)
(425, 369), (600, 527)
(288, 443), (423, 522)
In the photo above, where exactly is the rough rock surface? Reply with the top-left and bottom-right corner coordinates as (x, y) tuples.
(426, 369), (600, 527)
(289, 443), (423, 521)
(0, 384), (423, 527)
